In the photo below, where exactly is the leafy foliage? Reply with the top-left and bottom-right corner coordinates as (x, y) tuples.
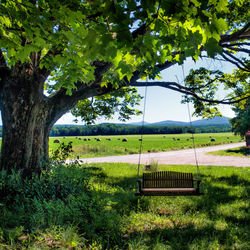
(231, 98), (250, 137)
(1, 0), (248, 88)
(71, 88), (142, 124)
(50, 141), (74, 163)
(183, 68), (250, 118)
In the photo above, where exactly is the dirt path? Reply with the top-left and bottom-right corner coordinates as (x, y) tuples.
(68, 142), (250, 167)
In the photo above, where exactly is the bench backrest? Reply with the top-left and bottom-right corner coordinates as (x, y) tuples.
(142, 171), (194, 188)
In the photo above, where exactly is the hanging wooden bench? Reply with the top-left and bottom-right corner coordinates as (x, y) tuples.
(136, 171), (202, 196)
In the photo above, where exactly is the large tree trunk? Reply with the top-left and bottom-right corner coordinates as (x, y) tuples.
(0, 61), (110, 178)
(0, 72), (52, 178)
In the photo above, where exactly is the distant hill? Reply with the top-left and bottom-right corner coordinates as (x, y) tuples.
(150, 120), (189, 126)
(126, 116), (230, 127)
(192, 116), (230, 126)
(0, 116), (231, 128)
(125, 121), (152, 126)
(0, 116), (230, 128)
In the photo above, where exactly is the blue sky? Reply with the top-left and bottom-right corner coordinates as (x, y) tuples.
(0, 57), (235, 126)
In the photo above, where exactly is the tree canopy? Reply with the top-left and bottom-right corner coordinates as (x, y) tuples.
(1, 0), (249, 107)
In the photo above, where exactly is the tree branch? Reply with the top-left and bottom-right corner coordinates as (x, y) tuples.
(0, 49), (10, 91)
(220, 22), (250, 44)
(0, 49), (8, 69)
(224, 47), (250, 54)
(221, 49), (250, 72)
(47, 60), (114, 122)
(130, 81), (250, 105)
(223, 50), (249, 69)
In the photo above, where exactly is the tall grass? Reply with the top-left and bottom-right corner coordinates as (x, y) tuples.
(0, 162), (249, 249)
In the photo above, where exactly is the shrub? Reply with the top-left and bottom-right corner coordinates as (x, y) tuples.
(144, 160), (158, 172)
(50, 141), (73, 163)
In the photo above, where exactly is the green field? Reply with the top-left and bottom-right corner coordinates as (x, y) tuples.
(1, 163), (249, 249)
(49, 133), (244, 158)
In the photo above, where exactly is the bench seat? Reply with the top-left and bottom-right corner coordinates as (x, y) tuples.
(136, 171), (202, 196)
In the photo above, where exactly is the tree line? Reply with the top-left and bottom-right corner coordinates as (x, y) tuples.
(49, 124), (231, 137)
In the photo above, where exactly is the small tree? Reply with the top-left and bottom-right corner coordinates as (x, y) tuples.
(231, 98), (250, 138)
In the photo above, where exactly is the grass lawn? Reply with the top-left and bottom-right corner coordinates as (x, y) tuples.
(207, 146), (250, 157)
(1, 163), (249, 249)
(48, 133), (243, 158)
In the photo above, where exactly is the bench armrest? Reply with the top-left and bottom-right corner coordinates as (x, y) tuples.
(193, 179), (201, 192)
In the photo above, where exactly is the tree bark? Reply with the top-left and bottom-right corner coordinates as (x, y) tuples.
(0, 71), (52, 177)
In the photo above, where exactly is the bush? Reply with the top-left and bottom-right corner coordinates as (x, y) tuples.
(0, 163), (124, 248)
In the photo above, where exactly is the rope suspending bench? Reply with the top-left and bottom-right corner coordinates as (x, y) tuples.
(136, 171), (202, 196)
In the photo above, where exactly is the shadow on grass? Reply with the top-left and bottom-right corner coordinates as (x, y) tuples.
(85, 166), (249, 246)
(225, 147), (250, 156)
(216, 174), (250, 186)
(125, 222), (249, 249)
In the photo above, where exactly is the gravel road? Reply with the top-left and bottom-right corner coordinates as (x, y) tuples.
(68, 142), (250, 167)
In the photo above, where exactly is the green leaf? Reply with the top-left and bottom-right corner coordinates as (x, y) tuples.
(204, 38), (223, 57)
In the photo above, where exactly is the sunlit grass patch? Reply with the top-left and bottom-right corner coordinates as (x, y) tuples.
(216, 200), (249, 220)
(207, 146), (250, 157)
(123, 211), (174, 236)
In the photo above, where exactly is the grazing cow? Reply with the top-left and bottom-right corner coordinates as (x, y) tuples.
(122, 138), (127, 142)
(96, 138), (101, 141)
(53, 139), (60, 143)
(177, 138), (180, 141)
(211, 138), (216, 142)
(84, 138), (87, 141)
(139, 138), (143, 141)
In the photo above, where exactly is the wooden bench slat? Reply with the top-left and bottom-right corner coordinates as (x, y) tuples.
(142, 188), (196, 192)
(137, 171), (202, 196)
